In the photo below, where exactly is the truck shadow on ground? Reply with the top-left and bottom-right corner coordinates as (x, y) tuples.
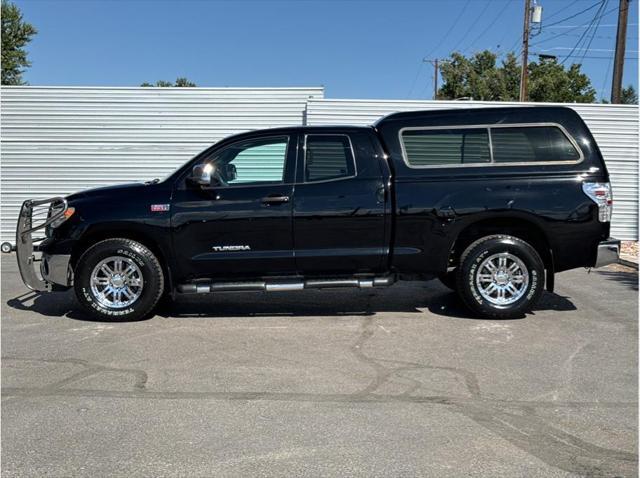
(593, 268), (639, 291)
(6, 280), (577, 322)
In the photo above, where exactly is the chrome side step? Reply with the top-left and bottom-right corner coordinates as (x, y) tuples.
(177, 276), (395, 294)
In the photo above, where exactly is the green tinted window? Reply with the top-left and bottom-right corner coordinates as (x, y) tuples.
(211, 136), (288, 185)
(305, 135), (355, 181)
(491, 126), (580, 163)
(401, 128), (490, 166)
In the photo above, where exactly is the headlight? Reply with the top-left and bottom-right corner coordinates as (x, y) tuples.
(49, 206), (75, 228)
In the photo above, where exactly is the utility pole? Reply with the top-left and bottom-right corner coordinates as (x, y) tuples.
(519, 0), (532, 102)
(611, 0), (629, 103)
(423, 58), (439, 100)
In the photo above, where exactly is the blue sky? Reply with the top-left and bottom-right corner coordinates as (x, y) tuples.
(14, 0), (639, 101)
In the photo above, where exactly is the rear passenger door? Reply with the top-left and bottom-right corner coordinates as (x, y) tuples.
(292, 132), (389, 275)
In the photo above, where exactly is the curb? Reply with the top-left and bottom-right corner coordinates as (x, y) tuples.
(618, 256), (639, 270)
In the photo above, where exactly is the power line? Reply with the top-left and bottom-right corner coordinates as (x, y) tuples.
(530, 5), (618, 47)
(405, 62), (425, 99)
(450, 0), (493, 53)
(423, 0), (472, 59)
(577, 0), (610, 65)
(532, 32), (615, 43)
(463, 0), (511, 54)
(560, 0), (608, 64)
(495, 2), (523, 54)
(410, 0), (472, 98)
(557, 55), (636, 59)
(539, 46), (638, 52)
(544, 0), (605, 28)
(542, 0), (603, 24)
(546, 22), (637, 28)
(600, 53), (616, 100)
(505, 34), (524, 57)
(531, 51), (637, 59)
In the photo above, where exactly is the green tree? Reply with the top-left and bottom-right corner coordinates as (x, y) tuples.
(620, 85), (638, 104)
(1, 0), (37, 85)
(528, 59), (595, 103)
(438, 50), (596, 103)
(438, 51), (520, 101)
(174, 77), (196, 87)
(140, 77), (196, 87)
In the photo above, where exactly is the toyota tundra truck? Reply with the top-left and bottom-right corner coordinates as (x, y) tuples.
(8, 106), (620, 320)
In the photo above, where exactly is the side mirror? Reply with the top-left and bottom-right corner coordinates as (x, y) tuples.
(225, 164), (237, 182)
(191, 163), (212, 186)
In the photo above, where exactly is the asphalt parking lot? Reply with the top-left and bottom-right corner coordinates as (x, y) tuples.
(1, 254), (638, 477)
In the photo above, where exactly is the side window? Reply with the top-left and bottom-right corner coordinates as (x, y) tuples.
(305, 135), (356, 182)
(210, 136), (288, 185)
(401, 128), (491, 166)
(491, 126), (580, 163)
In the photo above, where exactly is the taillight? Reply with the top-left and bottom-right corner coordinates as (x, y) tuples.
(582, 182), (613, 222)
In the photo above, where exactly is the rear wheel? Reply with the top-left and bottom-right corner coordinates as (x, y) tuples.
(74, 238), (164, 321)
(456, 235), (544, 319)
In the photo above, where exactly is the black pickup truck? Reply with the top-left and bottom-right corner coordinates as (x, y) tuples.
(8, 106), (619, 320)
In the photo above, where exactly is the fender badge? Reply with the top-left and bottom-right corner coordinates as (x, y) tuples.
(212, 245), (251, 252)
(150, 204), (170, 212)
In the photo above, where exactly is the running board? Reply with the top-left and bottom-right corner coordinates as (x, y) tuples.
(177, 276), (395, 294)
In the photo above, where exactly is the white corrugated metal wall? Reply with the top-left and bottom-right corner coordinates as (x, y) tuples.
(1, 89), (637, 242)
(0, 86), (323, 242)
(306, 99), (639, 240)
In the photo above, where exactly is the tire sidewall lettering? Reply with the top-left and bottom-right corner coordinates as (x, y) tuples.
(75, 239), (162, 321)
(466, 243), (539, 310)
(526, 270), (538, 300)
(81, 285), (136, 316)
(116, 248), (145, 268)
(468, 250), (490, 305)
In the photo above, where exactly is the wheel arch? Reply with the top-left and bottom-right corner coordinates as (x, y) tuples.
(448, 215), (554, 275)
(70, 223), (173, 293)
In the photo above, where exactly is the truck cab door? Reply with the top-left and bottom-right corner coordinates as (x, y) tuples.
(171, 133), (297, 281)
(292, 131), (390, 275)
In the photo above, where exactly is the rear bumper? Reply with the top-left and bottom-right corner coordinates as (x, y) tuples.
(595, 238), (620, 268)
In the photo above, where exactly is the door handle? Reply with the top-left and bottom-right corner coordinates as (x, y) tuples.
(435, 206), (456, 220)
(262, 195), (290, 205)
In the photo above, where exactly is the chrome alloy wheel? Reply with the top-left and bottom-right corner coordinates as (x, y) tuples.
(475, 252), (529, 306)
(89, 256), (144, 309)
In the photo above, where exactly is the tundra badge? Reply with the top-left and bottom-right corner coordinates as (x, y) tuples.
(212, 245), (251, 252)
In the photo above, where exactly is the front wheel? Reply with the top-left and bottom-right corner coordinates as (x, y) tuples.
(74, 238), (164, 321)
(456, 235), (544, 319)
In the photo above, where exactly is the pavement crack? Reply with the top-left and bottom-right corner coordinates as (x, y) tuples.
(3, 353), (637, 477)
(2, 356), (148, 392)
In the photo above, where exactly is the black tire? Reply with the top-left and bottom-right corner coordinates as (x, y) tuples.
(74, 238), (164, 321)
(438, 269), (458, 291)
(456, 235), (544, 320)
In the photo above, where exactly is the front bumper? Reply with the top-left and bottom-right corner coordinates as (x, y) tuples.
(595, 238), (620, 268)
(15, 197), (71, 291)
(41, 253), (73, 287)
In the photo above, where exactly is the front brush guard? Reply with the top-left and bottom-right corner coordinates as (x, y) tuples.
(15, 197), (67, 291)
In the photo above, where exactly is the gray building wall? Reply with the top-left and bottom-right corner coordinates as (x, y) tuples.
(1, 87), (637, 242)
(0, 86), (323, 242)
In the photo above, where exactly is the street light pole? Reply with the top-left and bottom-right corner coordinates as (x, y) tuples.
(433, 59), (439, 100)
(611, 0), (630, 103)
(423, 58), (440, 100)
(519, 0), (532, 102)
